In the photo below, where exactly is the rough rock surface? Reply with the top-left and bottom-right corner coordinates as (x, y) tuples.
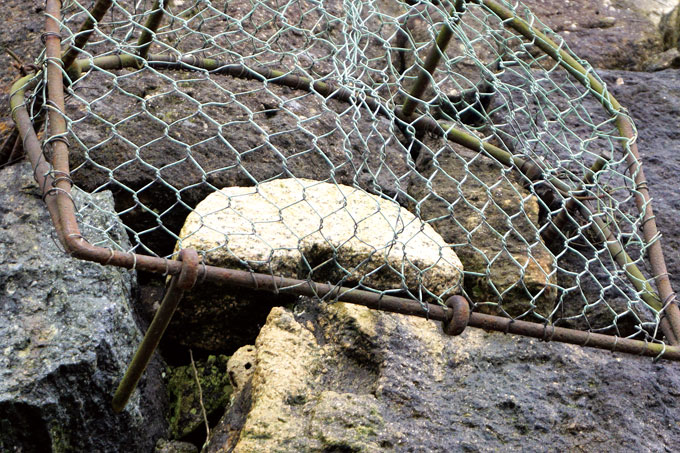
(207, 299), (680, 452)
(167, 178), (463, 352)
(0, 1), (45, 151)
(155, 439), (199, 453)
(3, 1), (680, 452)
(519, 0), (672, 70)
(0, 162), (166, 452)
(227, 346), (257, 395)
(60, 0), (415, 257)
(604, 69), (680, 314)
(408, 139), (557, 318)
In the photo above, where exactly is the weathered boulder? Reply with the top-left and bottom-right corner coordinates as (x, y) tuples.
(408, 138), (557, 318)
(0, 162), (167, 452)
(207, 299), (680, 452)
(167, 178), (463, 352)
(62, 0), (417, 256)
(519, 0), (669, 70)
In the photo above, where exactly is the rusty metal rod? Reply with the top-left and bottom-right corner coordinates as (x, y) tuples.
(401, 0), (465, 117)
(45, 0), (87, 254)
(197, 267), (680, 361)
(112, 249), (199, 412)
(112, 271), (184, 412)
(615, 117), (680, 344)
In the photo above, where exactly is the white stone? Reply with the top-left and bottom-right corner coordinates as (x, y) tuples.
(178, 178), (463, 300)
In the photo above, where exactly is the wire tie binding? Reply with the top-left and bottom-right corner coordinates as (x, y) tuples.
(40, 32), (62, 44)
(42, 186), (73, 202)
(44, 135), (70, 148)
(161, 257), (170, 277)
(582, 331), (591, 347)
(542, 323), (555, 342)
(104, 248), (115, 265)
(503, 318), (514, 335)
(653, 343), (666, 363)
(198, 257), (208, 285)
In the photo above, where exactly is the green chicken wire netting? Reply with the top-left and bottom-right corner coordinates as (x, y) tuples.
(11, 0), (680, 354)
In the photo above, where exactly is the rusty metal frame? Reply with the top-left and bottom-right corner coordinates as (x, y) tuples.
(9, 0), (680, 408)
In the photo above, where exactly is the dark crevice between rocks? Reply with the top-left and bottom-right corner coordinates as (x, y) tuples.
(211, 379), (253, 453)
(0, 402), (52, 453)
(161, 353), (233, 451)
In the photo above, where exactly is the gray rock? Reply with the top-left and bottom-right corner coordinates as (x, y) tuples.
(518, 0), (666, 70)
(208, 299), (680, 452)
(167, 178), (463, 352)
(602, 69), (680, 313)
(66, 69), (411, 257)
(660, 3), (680, 49)
(155, 439), (198, 453)
(0, 162), (166, 452)
(644, 47), (680, 72)
(62, 0), (414, 257)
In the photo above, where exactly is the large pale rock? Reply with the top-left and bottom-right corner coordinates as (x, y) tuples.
(0, 163), (166, 452)
(166, 178), (463, 352)
(409, 139), (557, 319)
(206, 305), (391, 452)
(207, 298), (680, 452)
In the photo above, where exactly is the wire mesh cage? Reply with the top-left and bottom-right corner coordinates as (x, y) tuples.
(9, 0), (680, 405)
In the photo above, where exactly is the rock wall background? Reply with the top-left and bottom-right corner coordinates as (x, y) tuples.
(2, 1), (680, 452)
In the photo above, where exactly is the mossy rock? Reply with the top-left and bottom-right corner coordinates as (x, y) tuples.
(167, 355), (233, 440)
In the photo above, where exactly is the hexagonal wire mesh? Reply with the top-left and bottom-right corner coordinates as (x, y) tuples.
(11, 0), (680, 377)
